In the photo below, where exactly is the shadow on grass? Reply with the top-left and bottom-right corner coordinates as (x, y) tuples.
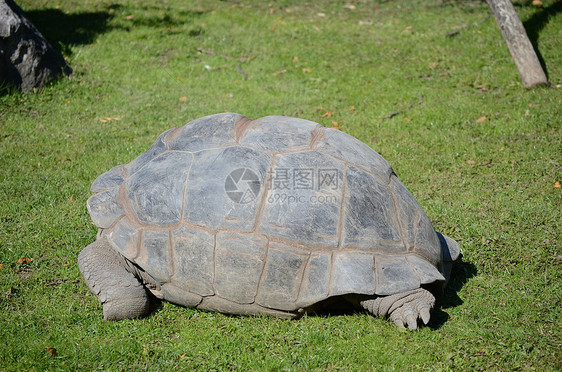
(428, 257), (477, 330)
(126, 256), (476, 330)
(521, 1), (562, 79)
(283, 257), (477, 330)
(24, 7), (116, 57)
(23, 5), (207, 57)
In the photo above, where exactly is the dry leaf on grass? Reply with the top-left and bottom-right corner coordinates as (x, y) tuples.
(331, 121), (342, 129)
(46, 347), (58, 357)
(17, 258), (32, 265)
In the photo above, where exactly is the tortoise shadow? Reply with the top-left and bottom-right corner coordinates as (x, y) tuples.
(427, 256), (477, 330)
(304, 255), (476, 330)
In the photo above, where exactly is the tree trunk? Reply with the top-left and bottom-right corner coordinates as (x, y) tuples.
(0, 0), (71, 93)
(486, 0), (548, 88)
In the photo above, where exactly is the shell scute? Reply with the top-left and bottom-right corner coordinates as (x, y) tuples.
(375, 256), (420, 296)
(240, 116), (319, 151)
(91, 165), (125, 193)
(126, 128), (175, 176)
(258, 151), (344, 247)
(342, 167), (403, 248)
(183, 146), (271, 231)
(106, 217), (140, 261)
(167, 113), (243, 152)
(297, 252), (331, 308)
(171, 225), (215, 296)
(316, 128), (393, 180)
(87, 188), (124, 229)
(125, 151), (192, 227)
(137, 230), (170, 283)
(331, 252), (376, 296)
(413, 214), (442, 266)
(406, 255), (445, 284)
(255, 242), (308, 311)
(214, 232), (266, 304)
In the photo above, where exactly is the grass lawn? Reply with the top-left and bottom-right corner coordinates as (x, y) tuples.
(1, 0), (560, 370)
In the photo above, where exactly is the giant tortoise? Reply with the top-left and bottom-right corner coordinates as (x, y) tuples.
(78, 113), (460, 330)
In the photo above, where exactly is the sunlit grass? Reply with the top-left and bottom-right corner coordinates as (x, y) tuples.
(1, 0), (560, 369)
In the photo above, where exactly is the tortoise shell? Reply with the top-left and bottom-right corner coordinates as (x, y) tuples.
(87, 113), (446, 314)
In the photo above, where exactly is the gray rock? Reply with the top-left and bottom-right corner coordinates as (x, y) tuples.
(0, 0), (71, 92)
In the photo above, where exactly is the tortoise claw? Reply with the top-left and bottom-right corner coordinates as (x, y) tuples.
(359, 288), (436, 330)
(420, 307), (431, 325)
(405, 313), (418, 330)
(390, 312), (405, 328)
(388, 288), (436, 330)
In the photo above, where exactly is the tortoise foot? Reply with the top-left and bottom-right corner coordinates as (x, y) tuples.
(359, 288), (435, 330)
(78, 238), (153, 320)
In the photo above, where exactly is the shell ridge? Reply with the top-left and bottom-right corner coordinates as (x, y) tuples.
(179, 152), (195, 224)
(132, 228), (143, 261)
(253, 153), (277, 232)
(316, 150), (390, 188)
(128, 149), (171, 178)
(294, 252), (312, 305)
(327, 252), (335, 297)
(337, 164), (348, 248)
(404, 254), (424, 284)
(388, 175), (409, 252)
(309, 124), (327, 149)
(168, 230), (175, 279)
(233, 115), (255, 142)
(211, 233), (217, 294)
(411, 209), (421, 252)
(254, 238), (271, 304)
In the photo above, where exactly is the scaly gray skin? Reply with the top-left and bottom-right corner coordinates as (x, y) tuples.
(78, 238), (159, 320)
(78, 237), (453, 329)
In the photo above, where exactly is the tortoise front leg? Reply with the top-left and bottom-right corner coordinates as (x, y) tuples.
(78, 238), (154, 320)
(359, 288), (435, 330)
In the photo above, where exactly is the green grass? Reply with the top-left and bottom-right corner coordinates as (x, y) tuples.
(1, 0), (560, 370)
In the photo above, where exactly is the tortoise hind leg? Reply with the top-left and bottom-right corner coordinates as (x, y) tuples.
(358, 288), (435, 330)
(78, 238), (155, 320)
